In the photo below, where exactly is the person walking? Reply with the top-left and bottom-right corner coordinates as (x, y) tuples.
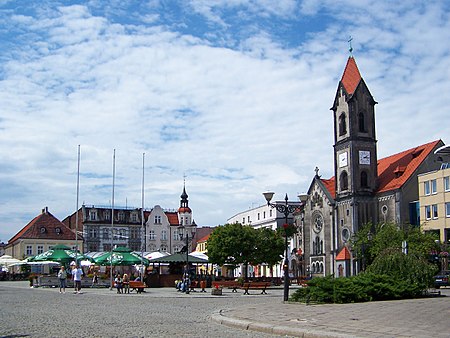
(57, 266), (67, 293)
(72, 265), (83, 294)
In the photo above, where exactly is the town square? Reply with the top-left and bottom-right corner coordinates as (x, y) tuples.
(1, 1), (450, 337)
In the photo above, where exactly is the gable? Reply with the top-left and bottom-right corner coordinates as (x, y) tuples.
(9, 208), (75, 243)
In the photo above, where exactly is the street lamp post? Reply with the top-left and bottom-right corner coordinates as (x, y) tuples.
(263, 192), (299, 302)
(178, 223), (196, 294)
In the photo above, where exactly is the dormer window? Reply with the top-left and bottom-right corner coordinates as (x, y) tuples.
(55, 227), (61, 234)
(40, 227), (46, 234)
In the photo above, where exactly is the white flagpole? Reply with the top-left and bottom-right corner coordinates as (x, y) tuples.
(140, 152), (145, 280)
(110, 149), (116, 290)
(75, 145), (80, 264)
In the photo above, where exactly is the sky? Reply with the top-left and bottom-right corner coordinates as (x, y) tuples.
(1, 0), (449, 242)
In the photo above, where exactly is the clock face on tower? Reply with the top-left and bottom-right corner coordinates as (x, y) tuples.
(359, 150), (371, 165)
(338, 152), (348, 167)
(313, 214), (323, 233)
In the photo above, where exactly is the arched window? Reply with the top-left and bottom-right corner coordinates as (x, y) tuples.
(361, 171), (368, 188)
(358, 111), (366, 132)
(339, 113), (347, 136)
(340, 171), (348, 191)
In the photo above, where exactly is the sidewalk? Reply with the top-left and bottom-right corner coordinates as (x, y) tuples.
(211, 288), (450, 338)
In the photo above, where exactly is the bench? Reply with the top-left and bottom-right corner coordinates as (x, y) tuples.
(189, 280), (207, 292)
(212, 280), (241, 292)
(129, 281), (147, 293)
(241, 282), (271, 295)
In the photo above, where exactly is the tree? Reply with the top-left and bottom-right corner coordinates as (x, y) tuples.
(352, 222), (439, 288)
(206, 223), (257, 279)
(253, 227), (285, 267)
(206, 223), (285, 279)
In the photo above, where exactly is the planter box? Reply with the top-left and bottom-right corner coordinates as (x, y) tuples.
(211, 288), (222, 296)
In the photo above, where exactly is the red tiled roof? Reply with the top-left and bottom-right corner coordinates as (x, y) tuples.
(197, 234), (210, 243)
(9, 208), (76, 243)
(341, 57), (362, 95)
(336, 246), (351, 260)
(377, 140), (441, 193)
(321, 140), (442, 198)
(321, 178), (336, 199)
(166, 212), (180, 226)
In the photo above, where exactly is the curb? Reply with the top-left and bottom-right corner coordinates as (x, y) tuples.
(211, 309), (354, 338)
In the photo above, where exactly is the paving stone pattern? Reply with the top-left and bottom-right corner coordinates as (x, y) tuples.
(1, 282), (448, 338)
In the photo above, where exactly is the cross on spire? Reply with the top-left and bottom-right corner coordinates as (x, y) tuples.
(348, 36), (353, 55)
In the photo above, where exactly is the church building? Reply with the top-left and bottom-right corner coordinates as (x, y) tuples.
(299, 56), (444, 278)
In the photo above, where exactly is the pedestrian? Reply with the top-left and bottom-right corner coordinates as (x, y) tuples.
(57, 266), (67, 293)
(72, 265), (83, 294)
(122, 273), (130, 294)
(91, 271), (99, 288)
(114, 273), (123, 294)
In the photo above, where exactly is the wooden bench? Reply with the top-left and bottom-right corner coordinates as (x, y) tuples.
(211, 280), (241, 292)
(241, 282), (271, 295)
(129, 281), (147, 293)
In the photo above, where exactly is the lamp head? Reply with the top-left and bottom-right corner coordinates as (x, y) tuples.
(263, 191), (274, 204)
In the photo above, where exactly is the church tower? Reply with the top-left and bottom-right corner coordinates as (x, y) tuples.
(178, 183), (192, 227)
(332, 56), (378, 245)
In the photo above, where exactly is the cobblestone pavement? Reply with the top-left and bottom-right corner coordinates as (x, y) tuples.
(1, 282), (448, 338)
(0, 281), (281, 338)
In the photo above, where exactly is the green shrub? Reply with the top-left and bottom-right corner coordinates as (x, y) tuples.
(290, 272), (431, 304)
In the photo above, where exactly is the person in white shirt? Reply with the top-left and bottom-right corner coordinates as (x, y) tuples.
(72, 265), (83, 294)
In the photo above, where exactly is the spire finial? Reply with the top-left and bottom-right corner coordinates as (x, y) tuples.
(348, 36), (353, 56)
(315, 166), (320, 177)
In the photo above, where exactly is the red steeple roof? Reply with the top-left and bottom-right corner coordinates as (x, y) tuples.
(341, 57), (362, 95)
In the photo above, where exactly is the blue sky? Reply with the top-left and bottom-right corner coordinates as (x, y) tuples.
(1, 0), (449, 242)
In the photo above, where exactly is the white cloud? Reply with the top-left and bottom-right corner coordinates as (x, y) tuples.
(0, 1), (449, 241)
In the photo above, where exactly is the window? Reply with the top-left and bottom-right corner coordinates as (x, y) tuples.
(425, 205), (431, 220)
(358, 112), (365, 132)
(431, 179), (437, 194)
(154, 215), (161, 224)
(37, 245), (44, 254)
(424, 181), (430, 195)
(55, 227), (61, 234)
(26, 245), (33, 256)
(340, 171), (348, 191)
(361, 171), (368, 188)
(89, 210), (97, 221)
(446, 202), (450, 217)
(432, 204), (438, 219)
(89, 228), (98, 238)
(269, 210), (273, 217)
(131, 213), (137, 222)
(149, 230), (155, 240)
(40, 227), (46, 234)
(247, 216), (250, 223)
(118, 212), (125, 222)
(339, 113), (347, 136)
(161, 230), (167, 241)
(257, 213), (260, 220)
(103, 228), (109, 240)
(173, 230), (180, 241)
(104, 211), (110, 220)
(242, 217), (245, 224)
(444, 176), (449, 191)
(263, 211), (266, 219)
(160, 245), (167, 252)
